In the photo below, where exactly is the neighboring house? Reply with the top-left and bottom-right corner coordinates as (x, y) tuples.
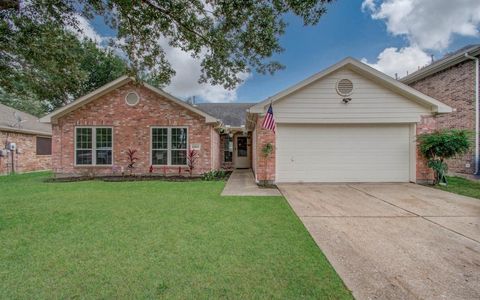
(41, 58), (451, 183)
(0, 103), (52, 174)
(402, 44), (479, 176)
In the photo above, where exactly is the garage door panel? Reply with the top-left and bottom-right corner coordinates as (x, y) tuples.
(276, 124), (410, 183)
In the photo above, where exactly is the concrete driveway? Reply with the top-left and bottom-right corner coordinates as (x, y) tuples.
(278, 183), (480, 300)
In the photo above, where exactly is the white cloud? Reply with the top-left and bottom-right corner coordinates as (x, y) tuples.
(361, 46), (431, 78)
(69, 14), (106, 44)
(363, 0), (480, 50)
(160, 40), (249, 103)
(68, 16), (247, 102)
(361, 0), (376, 12)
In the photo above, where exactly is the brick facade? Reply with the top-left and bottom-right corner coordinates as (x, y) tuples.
(408, 60), (479, 174)
(52, 82), (217, 176)
(252, 115), (275, 183)
(0, 131), (52, 175)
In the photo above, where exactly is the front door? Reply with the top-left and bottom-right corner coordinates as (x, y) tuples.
(234, 135), (250, 168)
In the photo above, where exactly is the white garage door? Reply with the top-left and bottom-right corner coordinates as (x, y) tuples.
(276, 124), (411, 182)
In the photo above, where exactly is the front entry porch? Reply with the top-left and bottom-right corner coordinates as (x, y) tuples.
(221, 169), (281, 196)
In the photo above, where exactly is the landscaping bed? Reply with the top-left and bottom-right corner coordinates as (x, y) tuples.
(45, 171), (231, 183)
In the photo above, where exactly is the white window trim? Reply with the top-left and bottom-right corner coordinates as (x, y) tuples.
(150, 126), (189, 167)
(74, 126), (114, 167)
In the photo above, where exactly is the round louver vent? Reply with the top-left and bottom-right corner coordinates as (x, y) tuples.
(336, 79), (354, 96)
(125, 92), (140, 106)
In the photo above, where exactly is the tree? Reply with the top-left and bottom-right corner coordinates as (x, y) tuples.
(0, 18), (127, 116)
(1, 0), (334, 90)
(418, 129), (471, 185)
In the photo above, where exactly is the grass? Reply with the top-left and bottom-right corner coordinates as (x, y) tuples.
(0, 172), (351, 299)
(435, 176), (480, 200)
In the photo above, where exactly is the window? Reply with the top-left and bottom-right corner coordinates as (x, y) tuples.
(36, 137), (52, 155)
(75, 127), (112, 165)
(224, 135), (232, 162)
(152, 128), (168, 165)
(151, 127), (188, 165)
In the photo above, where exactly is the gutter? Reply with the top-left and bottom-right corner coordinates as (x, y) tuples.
(465, 52), (479, 174)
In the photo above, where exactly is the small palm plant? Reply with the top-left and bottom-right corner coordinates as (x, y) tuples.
(187, 149), (198, 176)
(126, 149), (138, 176)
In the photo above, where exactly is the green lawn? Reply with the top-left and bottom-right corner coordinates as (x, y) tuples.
(0, 172), (351, 299)
(436, 176), (480, 200)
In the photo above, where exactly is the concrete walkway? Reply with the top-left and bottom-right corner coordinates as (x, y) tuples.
(279, 183), (480, 300)
(221, 169), (281, 196)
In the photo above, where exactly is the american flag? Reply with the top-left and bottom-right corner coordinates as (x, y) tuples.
(262, 104), (276, 133)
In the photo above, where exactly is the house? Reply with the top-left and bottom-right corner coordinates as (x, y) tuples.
(41, 58), (451, 183)
(0, 103), (52, 174)
(402, 44), (479, 176)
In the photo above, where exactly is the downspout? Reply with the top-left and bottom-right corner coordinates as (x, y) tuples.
(465, 53), (479, 174)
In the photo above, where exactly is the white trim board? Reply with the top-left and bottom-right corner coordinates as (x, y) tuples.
(40, 76), (219, 124)
(249, 57), (452, 114)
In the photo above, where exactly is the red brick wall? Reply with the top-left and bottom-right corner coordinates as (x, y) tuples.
(408, 60), (478, 174)
(0, 131), (52, 174)
(416, 116), (437, 183)
(253, 115), (275, 182)
(52, 82), (216, 176)
(211, 128), (221, 170)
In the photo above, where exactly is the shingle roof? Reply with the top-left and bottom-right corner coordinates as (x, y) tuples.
(401, 44), (480, 84)
(0, 103), (52, 135)
(195, 103), (255, 127)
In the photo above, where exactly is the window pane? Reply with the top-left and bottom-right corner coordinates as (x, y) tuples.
(76, 128), (92, 149)
(36, 137), (52, 155)
(237, 136), (247, 157)
(96, 128), (112, 149)
(223, 135), (232, 162)
(171, 128), (187, 149)
(76, 150), (92, 165)
(224, 151), (232, 162)
(96, 150), (112, 165)
(152, 150), (168, 165)
(171, 150), (187, 165)
(152, 128), (168, 149)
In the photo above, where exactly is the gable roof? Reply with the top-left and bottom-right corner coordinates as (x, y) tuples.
(401, 44), (480, 84)
(40, 76), (219, 124)
(0, 103), (52, 136)
(195, 103), (254, 127)
(249, 57), (452, 114)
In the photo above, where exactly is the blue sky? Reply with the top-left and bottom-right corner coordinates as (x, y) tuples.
(84, 0), (480, 103)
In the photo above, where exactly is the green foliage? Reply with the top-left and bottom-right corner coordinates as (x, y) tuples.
(261, 143), (273, 157)
(436, 176), (480, 200)
(0, 17), (127, 116)
(1, 0), (334, 92)
(418, 129), (471, 185)
(202, 169), (228, 181)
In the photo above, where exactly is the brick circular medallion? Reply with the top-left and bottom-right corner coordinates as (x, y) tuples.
(125, 92), (140, 106)
(336, 79), (354, 96)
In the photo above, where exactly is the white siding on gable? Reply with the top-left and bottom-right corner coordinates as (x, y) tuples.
(273, 68), (431, 124)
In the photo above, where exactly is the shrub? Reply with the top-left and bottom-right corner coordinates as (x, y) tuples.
(418, 129), (471, 185)
(187, 149), (198, 176)
(202, 170), (228, 181)
(126, 149), (138, 175)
